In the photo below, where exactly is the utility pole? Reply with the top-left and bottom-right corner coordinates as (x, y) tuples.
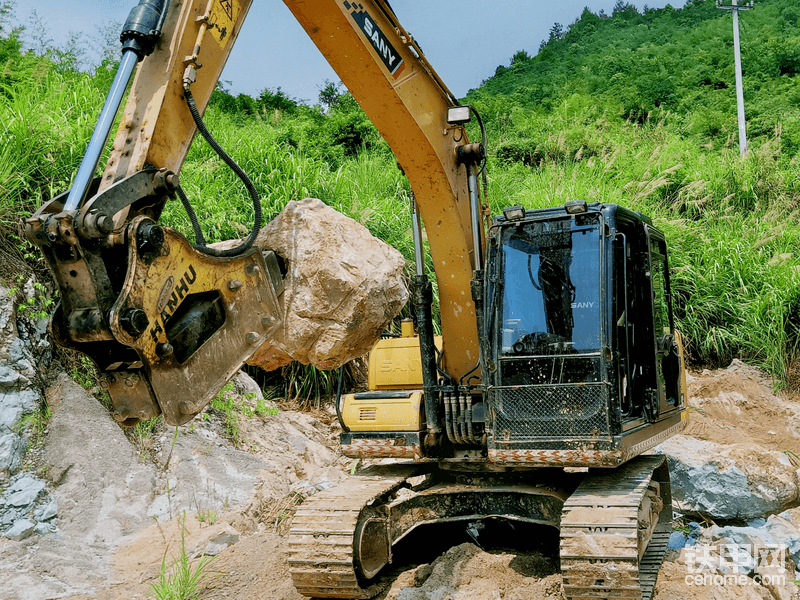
(717, 0), (753, 155)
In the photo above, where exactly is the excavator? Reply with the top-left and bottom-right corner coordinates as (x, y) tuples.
(25, 1), (689, 598)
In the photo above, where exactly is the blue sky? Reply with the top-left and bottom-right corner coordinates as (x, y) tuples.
(15, 1), (675, 103)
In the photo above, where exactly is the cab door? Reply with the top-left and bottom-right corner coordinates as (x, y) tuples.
(646, 228), (682, 417)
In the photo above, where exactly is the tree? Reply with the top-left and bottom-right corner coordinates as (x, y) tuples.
(613, 2), (639, 17)
(93, 21), (122, 67)
(0, 1), (13, 36)
(549, 22), (564, 41)
(258, 87), (297, 113)
(510, 49), (531, 66)
(24, 10), (52, 55)
(318, 79), (344, 112)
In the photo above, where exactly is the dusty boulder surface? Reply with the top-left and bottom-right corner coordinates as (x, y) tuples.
(235, 198), (408, 371)
(655, 435), (800, 519)
(0, 373), (160, 599)
(0, 367), (355, 600)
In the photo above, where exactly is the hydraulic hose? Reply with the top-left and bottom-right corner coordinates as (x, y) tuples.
(335, 365), (349, 433)
(176, 185), (208, 246)
(181, 87), (263, 257)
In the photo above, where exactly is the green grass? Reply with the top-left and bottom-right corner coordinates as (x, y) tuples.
(209, 383), (241, 442)
(129, 415), (162, 462)
(149, 513), (214, 600)
(13, 404), (51, 435)
(208, 383), (280, 442)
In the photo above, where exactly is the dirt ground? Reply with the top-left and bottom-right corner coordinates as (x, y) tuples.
(37, 361), (800, 599)
(683, 359), (800, 459)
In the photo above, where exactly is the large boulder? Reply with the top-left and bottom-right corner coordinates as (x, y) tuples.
(231, 198), (408, 371)
(655, 435), (800, 519)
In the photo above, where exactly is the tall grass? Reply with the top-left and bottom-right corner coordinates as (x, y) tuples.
(0, 58), (110, 221)
(0, 37), (112, 282)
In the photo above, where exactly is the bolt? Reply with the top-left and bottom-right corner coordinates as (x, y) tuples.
(246, 332), (260, 344)
(120, 308), (149, 338)
(165, 172), (179, 189)
(98, 378), (111, 390)
(124, 377), (136, 388)
(156, 342), (174, 357)
(96, 214), (114, 234)
(178, 401), (196, 415)
(228, 280), (244, 291)
(245, 264), (260, 276)
(137, 222), (164, 254)
(261, 316), (274, 327)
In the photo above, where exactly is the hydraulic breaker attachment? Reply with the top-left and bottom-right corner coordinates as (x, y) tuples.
(25, 172), (282, 427)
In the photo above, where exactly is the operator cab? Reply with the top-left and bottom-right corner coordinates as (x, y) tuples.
(483, 202), (685, 464)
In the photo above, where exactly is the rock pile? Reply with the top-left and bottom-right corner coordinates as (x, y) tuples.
(0, 281), (55, 542)
(0, 283), (48, 480)
(653, 361), (800, 599)
(662, 513), (800, 600)
(0, 473), (55, 540)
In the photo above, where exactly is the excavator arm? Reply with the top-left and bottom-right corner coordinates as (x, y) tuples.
(25, 0), (485, 426)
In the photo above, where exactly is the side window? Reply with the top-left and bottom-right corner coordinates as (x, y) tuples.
(650, 241), (671, 336)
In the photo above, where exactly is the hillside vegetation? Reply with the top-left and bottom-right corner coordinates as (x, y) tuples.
(1, 0), (799, 382)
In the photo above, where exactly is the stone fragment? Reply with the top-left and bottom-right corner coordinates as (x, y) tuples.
(4, 518), (34, 541)
(217, 198), (408, 371)
(34, 521), (52, 535)
(233, 370), (263, 400)
(765, 513), (800, 567)
(0, 433), (24, 476)
(35, 497), (57, 522)
(203, 530), (239, 556)
(0, 389), (39, 431)
(714, 525), (777, 548)
(5, 475), (46, 508)
(0, 508), (19, 527)
(667, 531), (686, 549)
